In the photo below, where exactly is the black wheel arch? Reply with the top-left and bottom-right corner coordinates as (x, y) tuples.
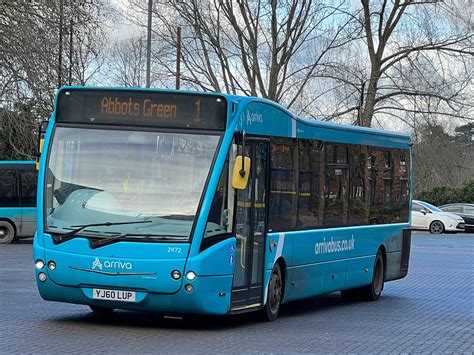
(274, 257), (287, 303)
(378, 245), (387, 281)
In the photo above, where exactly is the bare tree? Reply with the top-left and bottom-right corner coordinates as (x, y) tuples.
(109, 36), (149, 87)
(67, 1), (111, 86)
(0, 108), (36, 160)
(1, 1), (58, 114)
(413, 121), (474, 191)
(1, 0), (111, 106)
(324, 0), (473, 127)
(0, 0), (112, 159)
(125, 0), (359, 110)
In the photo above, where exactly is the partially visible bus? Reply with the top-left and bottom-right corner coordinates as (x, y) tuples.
(0, 161), (37, 244)
(34, 87), (411, 320)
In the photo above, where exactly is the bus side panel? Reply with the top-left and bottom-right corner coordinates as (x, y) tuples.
(280, 224), (407, 302)
(345, 256), (375, 289)
(19, 207), (36, 237)
(286, 259), (348, 302)
(263, 232), (293, 305)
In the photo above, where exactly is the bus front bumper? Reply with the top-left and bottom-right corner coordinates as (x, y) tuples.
(35, 272), (233, 316)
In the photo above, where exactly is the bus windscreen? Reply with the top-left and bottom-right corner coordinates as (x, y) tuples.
(56, 89), (227, 131)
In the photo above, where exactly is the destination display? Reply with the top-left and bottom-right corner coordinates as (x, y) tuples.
(56, 89), (227, 131)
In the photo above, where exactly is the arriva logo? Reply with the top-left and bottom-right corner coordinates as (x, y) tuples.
(91, 257), (133, 270)
(246, 110), (263, 125)
(92, 257), (103, 270)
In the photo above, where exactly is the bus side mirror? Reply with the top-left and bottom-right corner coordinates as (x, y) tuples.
(36, 120), (48, 170)
(232, 155), (251, 190)
(36, 138), (44, 170)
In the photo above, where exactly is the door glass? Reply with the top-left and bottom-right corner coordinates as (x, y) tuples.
(465, 206), (474, 215)
(234, 145), (252, 288)
(412, 203), (424, 212)
(251, 143), (267, 284)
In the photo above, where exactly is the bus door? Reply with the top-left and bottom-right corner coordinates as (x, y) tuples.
(231, 141), (268, 310)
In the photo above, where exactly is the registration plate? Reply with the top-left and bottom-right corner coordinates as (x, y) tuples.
(92, 288), (136, 302)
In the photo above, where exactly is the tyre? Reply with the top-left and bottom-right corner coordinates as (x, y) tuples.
(0, 221), (16, 244)
(262, 263), (283, 321)
(89, 305), (114, 314)
(359, 251), (384, 301)
(429, 220), (445, 234)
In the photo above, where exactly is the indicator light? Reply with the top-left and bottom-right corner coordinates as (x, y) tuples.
(185, 271), (196, 281)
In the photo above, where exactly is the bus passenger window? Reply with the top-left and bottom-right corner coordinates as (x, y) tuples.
(369, 148), (395, 224)
(0, 170), (19, 207)
(324, 144), (349, 227)
(269, 138), (297, 232)
(348, 145), (369, 226)
(390, 149), (410, 222)
(298, 140), (323, 229)
(20, 171), (37, 207)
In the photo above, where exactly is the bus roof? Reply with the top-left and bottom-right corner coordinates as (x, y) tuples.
(228, 96), (411, 148)
(53, 86), (411, 145)
(0, 160), (36, 165)
(230, 95), (410, 141)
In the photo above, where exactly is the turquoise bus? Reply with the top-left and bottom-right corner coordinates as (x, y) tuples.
(0, 161), (37, 244)
(34, 87), (411, 321)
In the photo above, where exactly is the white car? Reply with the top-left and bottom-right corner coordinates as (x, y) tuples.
(411, 200), (465, 234)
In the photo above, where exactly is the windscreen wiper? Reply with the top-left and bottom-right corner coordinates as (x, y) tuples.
(90, 233), (187, 249)
(51, 221), (152, 245)
(159, 214), (194, 221)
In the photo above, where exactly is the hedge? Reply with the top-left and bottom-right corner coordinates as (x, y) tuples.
(415, 180), (474, 206)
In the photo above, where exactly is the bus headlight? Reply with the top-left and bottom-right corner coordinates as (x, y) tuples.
(48, 261), (56, 270)
(185, 271), (196, 281)
(171, 270), (181, 280)
(35, 260), (45, 270)
(38, 272), (47, 282)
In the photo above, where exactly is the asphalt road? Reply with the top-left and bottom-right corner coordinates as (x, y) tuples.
(1, 232), (473, 354)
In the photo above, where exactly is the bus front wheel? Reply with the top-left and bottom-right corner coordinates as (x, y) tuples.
(0, 221), (15, 244)
(262, 263), (283, 322)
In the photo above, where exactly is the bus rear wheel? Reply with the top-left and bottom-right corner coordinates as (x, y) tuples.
(262, 263), (283, 322)
(341, 251), (385, 301)
(0, 221), (15, 244)
(360, 251), (384, 301)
